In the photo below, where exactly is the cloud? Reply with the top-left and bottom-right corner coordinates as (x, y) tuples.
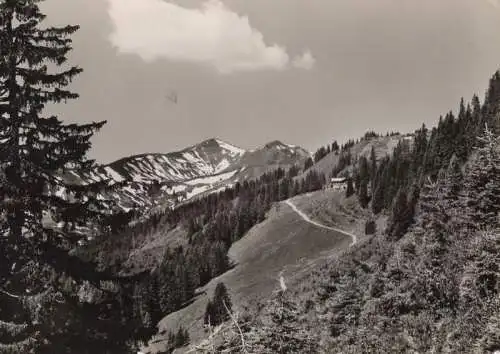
(292, 50), (316, 70)
(106, 0), (315, 74)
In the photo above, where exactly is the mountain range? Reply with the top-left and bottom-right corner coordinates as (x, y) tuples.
(65, 138), (311, 215)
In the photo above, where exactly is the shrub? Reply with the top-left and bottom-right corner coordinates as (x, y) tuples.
(365, 220), (377, 235)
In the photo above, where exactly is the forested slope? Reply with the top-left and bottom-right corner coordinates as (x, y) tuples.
(188, 70), (500, 353)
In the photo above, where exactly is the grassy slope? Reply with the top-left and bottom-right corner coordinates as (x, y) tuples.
(142, 190), (370, 353)
(138, 136), (399, 352)
(187, 139), (500, 353)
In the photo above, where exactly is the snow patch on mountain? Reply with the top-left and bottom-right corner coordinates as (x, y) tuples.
(186, 185), (211, 200)
(63, 138), (310, 218)
(185, 169), (239, 186)
(214, 139), (245, 157)
(214, 158), (230, 173)
(210, 184), (233, 194)
(104, 166), (125, 182)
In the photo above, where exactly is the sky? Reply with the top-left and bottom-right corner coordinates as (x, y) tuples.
(41, 0), (500, 163)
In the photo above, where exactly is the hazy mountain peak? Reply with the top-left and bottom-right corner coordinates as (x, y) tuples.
(189, 138), (246, 156)
(264, 140), (288, 148)
(259, 140), (310, 157)
(63, 137), (309, 215)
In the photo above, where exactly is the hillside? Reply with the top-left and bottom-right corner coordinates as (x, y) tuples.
(299, 133), (410, 180)
(142, 189), (370, 353)
(171, 71), (500, 353)
(130, 126), (469, 352)
(201, 130), (500, 353)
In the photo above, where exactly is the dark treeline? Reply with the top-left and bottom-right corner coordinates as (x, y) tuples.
(334, 70), (500, 241)
(311, 132), (379, 168)
(312, 140), (338, 163)
(311, 130), (383, 166)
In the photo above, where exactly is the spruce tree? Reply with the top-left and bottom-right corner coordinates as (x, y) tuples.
(442, 154), (463, 210)
(303, 157), (313, 171)
(372, 156), (388, 214)
(483, 70), (500, 133)
(358, 182), (369, 208)
(455, 98), (469, 161)
(358, 156), (370, 185)
(370, 146), (377, 191)
(278, 178), (290, 201)
(204, 300), (215, 326)
(387, 188), (412, 240)
(460, 125), (500, 229)
(175, 326), (189, 348)
(134, 281), (154, 330)
(0, 1), (128, 351)
(213, 282), (232, 324)
(406, 181), (420, 225)
(415, 169), (450, 242)
(365, 219), (376, 235)
(423, 128), (439, 177)
(252, 291), (317, 353)
(204, 282), (232, 327)
(411, 123), (428, 177)
(345, 177), (354, 198)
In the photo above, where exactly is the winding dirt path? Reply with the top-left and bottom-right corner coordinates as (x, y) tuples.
(284, 199), (358, 247)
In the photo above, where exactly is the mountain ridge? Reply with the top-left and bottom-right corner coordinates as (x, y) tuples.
(65, 138), (311, 218)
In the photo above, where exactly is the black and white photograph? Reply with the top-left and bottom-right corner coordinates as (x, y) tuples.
(1, 0), (500, 353)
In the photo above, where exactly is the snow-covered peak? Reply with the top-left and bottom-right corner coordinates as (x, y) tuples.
(261, 140), (310, 157)
(264, 140), (288, 149)
(213, 139), (246, 157)
(63, 137), (309, 217)
(193, 138), (246, 157)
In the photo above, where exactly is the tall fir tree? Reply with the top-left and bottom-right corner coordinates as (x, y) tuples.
(370, 146), (377, 192)
(303, 157), (314, 171)
(442, 154), (463, 211)
(372, 156), (389, 215)
(250, 291), (318, 353)
(410, 123), (428, 178)
(358, 156), (370, 208)
(455, 98), (469, 161)
(204, 282), (232, 327)
(415, 168), (449, 242)
(345, 177), (354, 198)
(460, 125), (500, 229)
(483, 70), (500, 133)
(358, 182), (369, 209)
(387, 187), (412, 240)
(0, 1), (129, 351)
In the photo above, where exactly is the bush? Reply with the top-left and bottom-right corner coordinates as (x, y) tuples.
(204, 282), (233, 327)
(365, 220), (376, 235)
(165, 326), (189, 353)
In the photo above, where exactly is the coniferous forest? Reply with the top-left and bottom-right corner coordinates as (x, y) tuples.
(2, 0), (500, 353)
(197, 74), (500, 352)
